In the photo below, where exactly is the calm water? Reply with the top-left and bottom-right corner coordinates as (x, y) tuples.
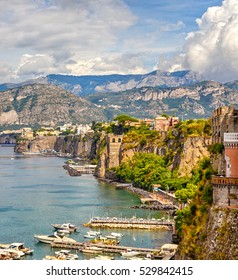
(0, 147), (171, 260)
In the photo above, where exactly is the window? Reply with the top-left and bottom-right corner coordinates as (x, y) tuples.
(118, 138), (121, 143)
(112, 138), (115, 143)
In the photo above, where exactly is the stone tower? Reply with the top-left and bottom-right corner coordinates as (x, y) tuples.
(106, 133), (123, 169)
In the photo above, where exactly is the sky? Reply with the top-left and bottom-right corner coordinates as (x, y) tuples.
(1, 0), (237, 83)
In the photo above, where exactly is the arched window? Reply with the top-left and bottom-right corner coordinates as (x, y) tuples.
(118, 138), (121, 143)
(112, 138), (116, 143)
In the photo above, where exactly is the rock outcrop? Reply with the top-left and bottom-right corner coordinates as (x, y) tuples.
(15, 133), (94, 157)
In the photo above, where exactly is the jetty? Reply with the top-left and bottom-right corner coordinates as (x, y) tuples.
(84, 216), (174, 230)
(51, 240), (176, 259)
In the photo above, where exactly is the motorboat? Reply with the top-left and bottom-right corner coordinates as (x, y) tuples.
(55, 250), (78, 260)
(34, 232), (77, 244)
(84, 231), (101, 239)
(0, 242), (33, 255)
(51, 223), (78, 233)
(87, 231), (101, 236)
(43, 250), (78, 260)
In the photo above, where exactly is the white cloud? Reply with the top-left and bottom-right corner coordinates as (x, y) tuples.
(165, 0), (238, 82)
(0, 0), (138, 82)
(67, 53), (148, 75)
(1, 0), (137, 53)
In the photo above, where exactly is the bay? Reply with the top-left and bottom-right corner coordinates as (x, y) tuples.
(0, 147), (172, 260)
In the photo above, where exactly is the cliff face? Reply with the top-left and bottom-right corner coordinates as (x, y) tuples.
(15, 134), (93, 157)
(95, 132), (210, 178)
(202, 207), (238, 259)
(175, 137), (211, 175)
(177, 207), (238, 260)
(15, 136), (57, 153)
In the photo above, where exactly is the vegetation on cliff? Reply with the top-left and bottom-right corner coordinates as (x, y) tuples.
(175, 158), (215, 259)
(115, 153), (171, 191)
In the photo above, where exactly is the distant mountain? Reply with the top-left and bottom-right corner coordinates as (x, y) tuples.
(45, 70), (203, 96)
(0, 70), (203, 96)
(85, 80), (238, 119)
(0, 84), (106, 126)
(224, 80), (238, 90)
(1, 72), (238, 127)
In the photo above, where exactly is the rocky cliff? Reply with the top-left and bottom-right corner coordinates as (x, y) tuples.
(15, 133), (94, 157)
(177, 207), (238, 260)
(95, 130), (211, 178)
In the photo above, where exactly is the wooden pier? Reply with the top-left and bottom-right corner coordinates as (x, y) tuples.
(84, 216), (174, 230)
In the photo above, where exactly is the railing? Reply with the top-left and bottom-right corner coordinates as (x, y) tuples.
(224, 133), (238, 142)
(211, 176), (238, 185)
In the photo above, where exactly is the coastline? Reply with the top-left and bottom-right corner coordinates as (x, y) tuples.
(105, 180), (178, 211)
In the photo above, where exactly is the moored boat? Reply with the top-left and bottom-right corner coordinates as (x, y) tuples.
(51, 223), (78, 233)
(84, 231), (101, 239)
(43, 250), (78, 260)
(34, 232), (77, 244)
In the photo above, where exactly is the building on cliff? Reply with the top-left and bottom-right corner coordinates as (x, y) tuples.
(211, 106), (238, 208)
(154, 116), (179, 132)
(212, 105), (238, 144)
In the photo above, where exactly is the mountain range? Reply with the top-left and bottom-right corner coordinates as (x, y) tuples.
(0, 70), (238, 127)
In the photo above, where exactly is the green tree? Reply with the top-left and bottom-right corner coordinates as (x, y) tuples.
(175, 183), (197, 204)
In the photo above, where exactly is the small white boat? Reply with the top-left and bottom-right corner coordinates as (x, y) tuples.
(87, 231), (101, 236)
(54, 250), (78, 260)
(51, 223), (78, 232)
(105, 235), (118, 239)
(111, 232), (123, 238)
(43, 249), (78, 260)
(84, 231), (101, 239)
(34, 232), (76, 244)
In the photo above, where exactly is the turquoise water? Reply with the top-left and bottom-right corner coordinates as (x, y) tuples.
(0, 147), (172, 260)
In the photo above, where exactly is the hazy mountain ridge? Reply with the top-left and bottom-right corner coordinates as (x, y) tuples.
(1, 71), (238, 127)
(0, 70), (203, 96)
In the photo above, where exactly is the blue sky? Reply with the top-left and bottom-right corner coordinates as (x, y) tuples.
(1, 0), (237, 83)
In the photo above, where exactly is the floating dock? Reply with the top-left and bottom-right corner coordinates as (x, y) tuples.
(84, 217), (174, 230)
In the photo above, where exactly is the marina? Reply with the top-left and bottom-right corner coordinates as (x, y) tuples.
(0, 147), (173, 260)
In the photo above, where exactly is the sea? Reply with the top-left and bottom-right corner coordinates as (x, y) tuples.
(0, 147), (172, 260)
